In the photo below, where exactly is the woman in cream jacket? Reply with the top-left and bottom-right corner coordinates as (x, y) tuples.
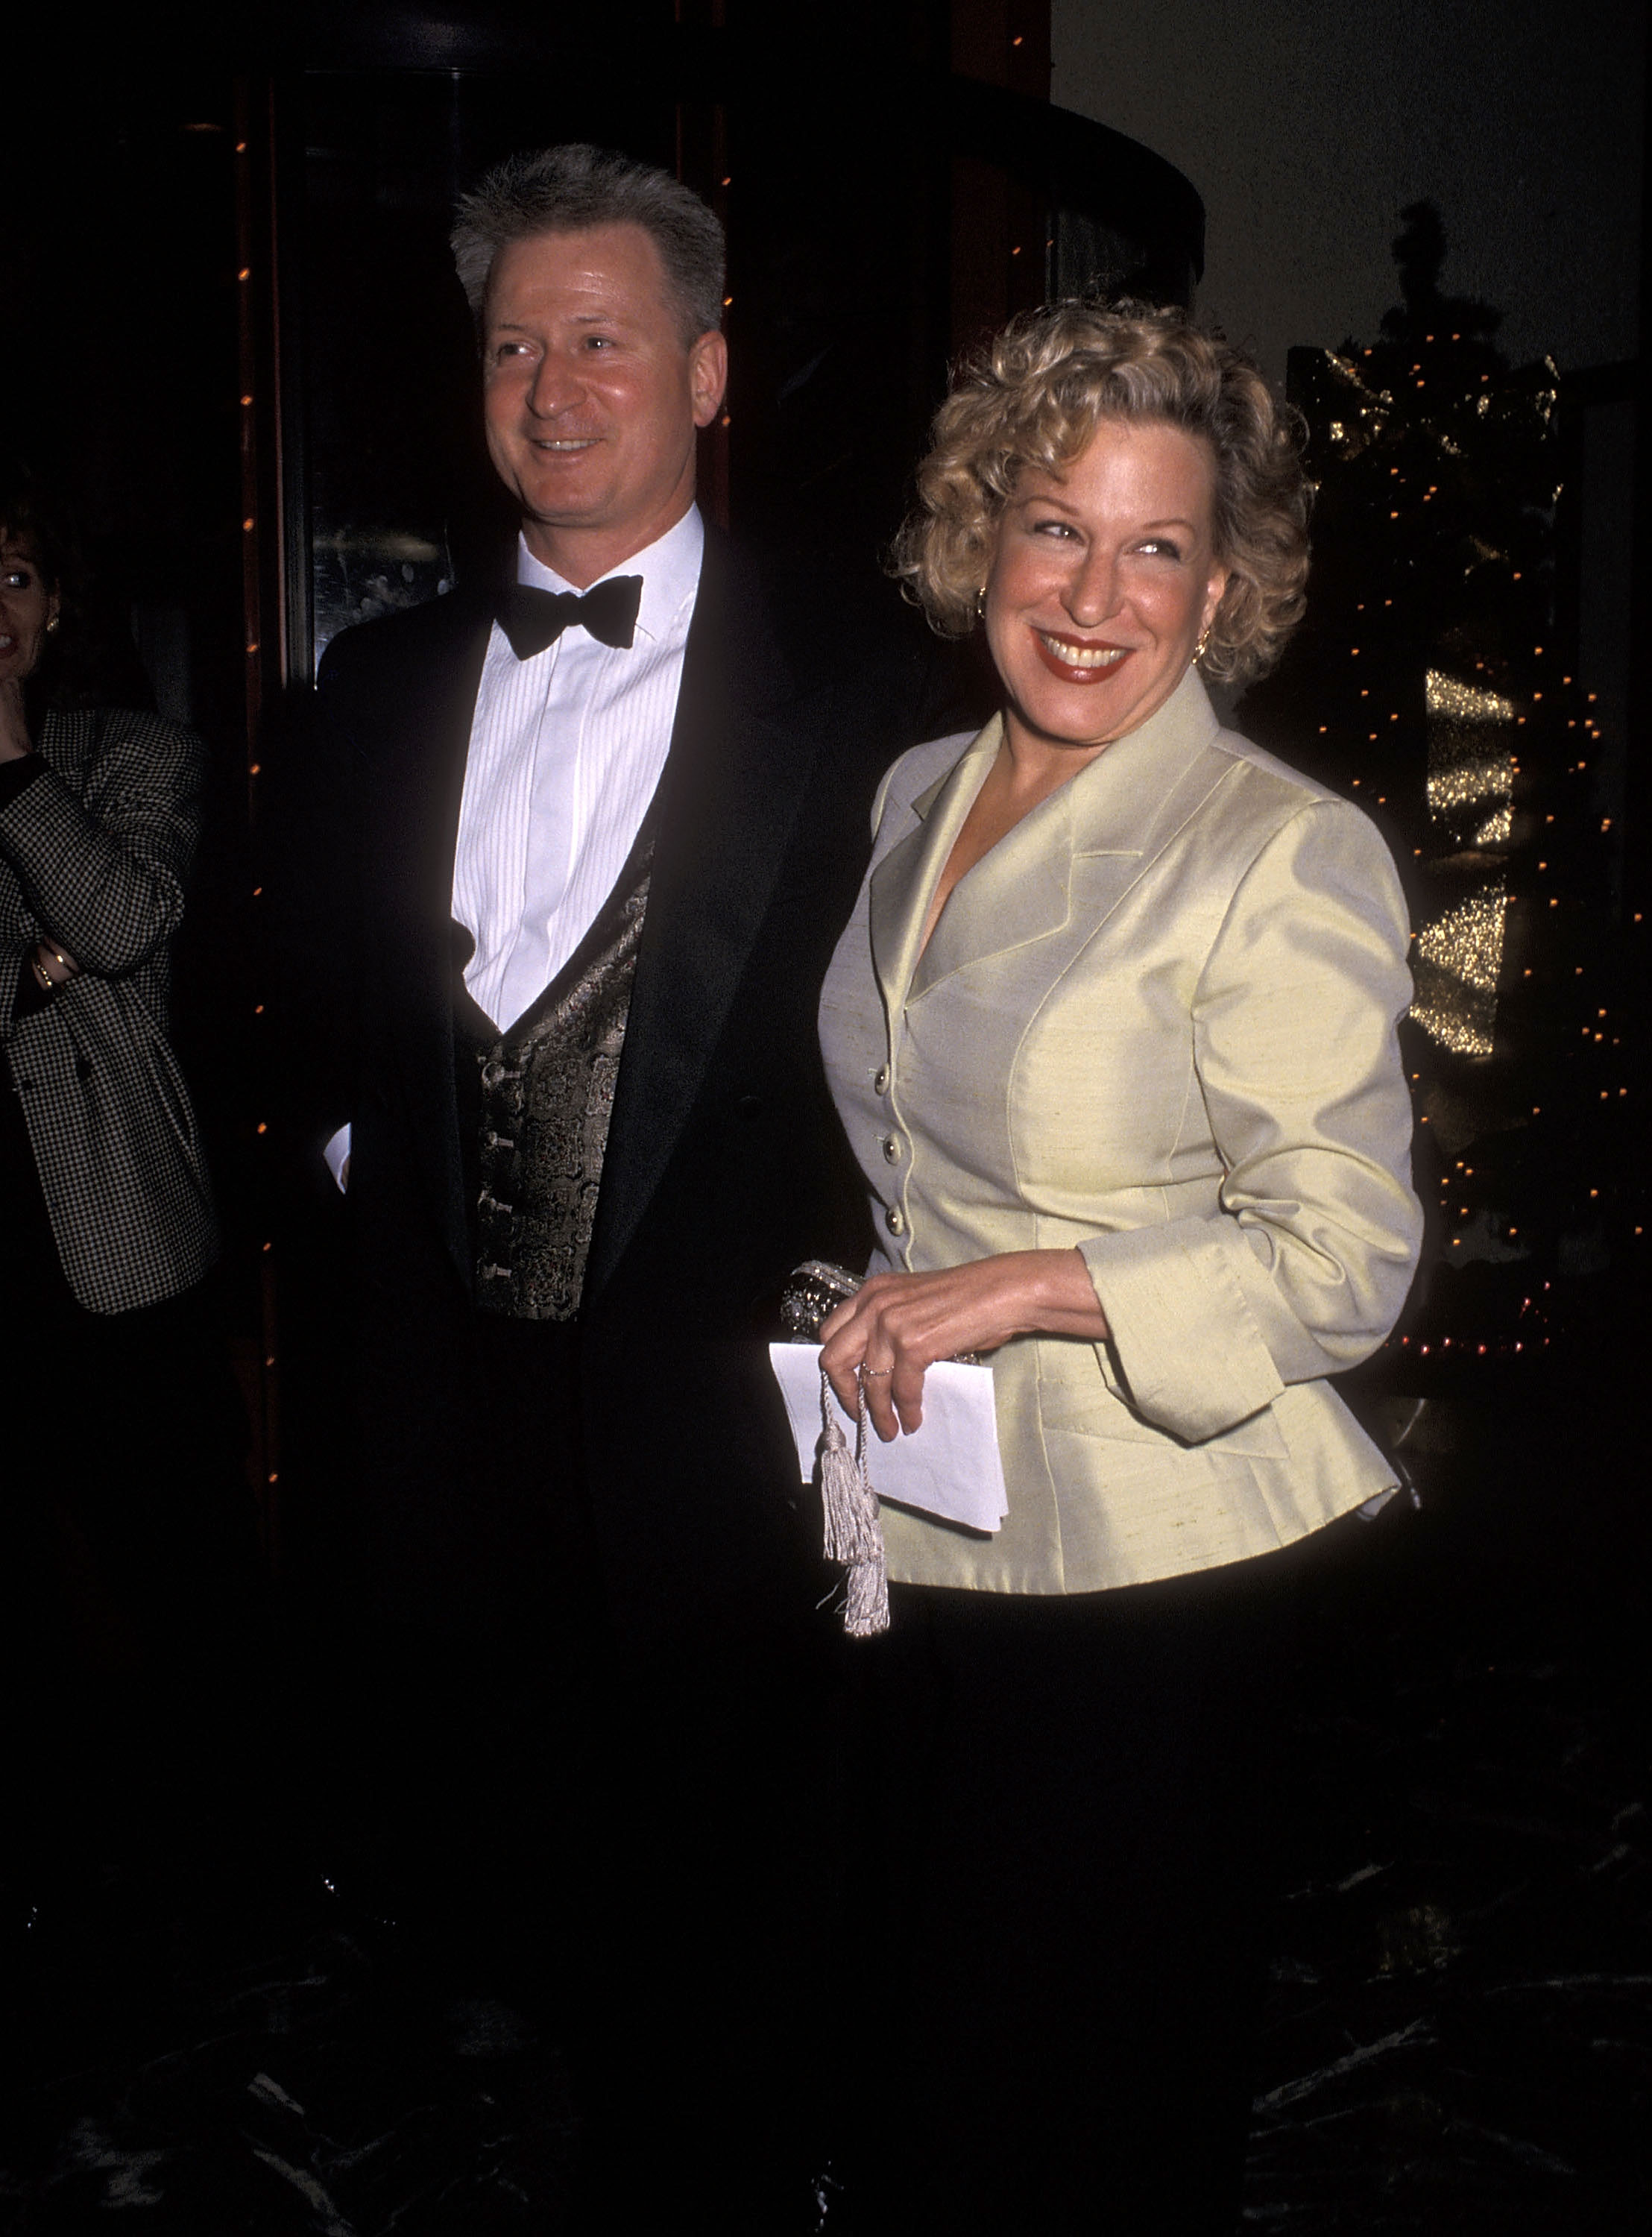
(816, 305), (1421, 2235)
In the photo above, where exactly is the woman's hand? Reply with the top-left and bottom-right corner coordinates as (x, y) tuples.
(31, 937), (80, 992)
(818, 1248), (1110, 1442)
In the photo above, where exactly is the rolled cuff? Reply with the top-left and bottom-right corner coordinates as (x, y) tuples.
(1079, 1221), (1287, 1444)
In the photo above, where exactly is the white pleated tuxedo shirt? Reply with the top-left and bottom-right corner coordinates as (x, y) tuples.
(324, 508), (702, 1189)
(453, 506), (704, 1031)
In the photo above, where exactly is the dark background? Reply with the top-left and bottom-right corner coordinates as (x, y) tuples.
(4, 7), (1650, 2230)
(4, 2), (1213, 1565)
(4, 0), (1643, 1673)
(4, 0), (1645, 1661)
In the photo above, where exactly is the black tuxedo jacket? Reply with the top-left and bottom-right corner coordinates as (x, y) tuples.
(305, 531), (971, 1645)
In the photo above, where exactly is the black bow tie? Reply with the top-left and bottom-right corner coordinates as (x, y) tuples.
(497, 576), (643, 659)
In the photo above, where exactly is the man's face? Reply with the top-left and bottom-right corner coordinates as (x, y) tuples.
(481, 222), (727, 583)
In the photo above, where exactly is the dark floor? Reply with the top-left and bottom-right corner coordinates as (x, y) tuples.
(3, 1373), (1648, 2233)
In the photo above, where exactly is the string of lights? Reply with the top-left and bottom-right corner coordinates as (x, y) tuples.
(1242, 212), (1643, 1380)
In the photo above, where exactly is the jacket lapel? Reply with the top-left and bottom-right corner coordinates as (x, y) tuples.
(911, 773), (1076, 1000)
(868, 718), (1000, 1018)
(1058, 667), (1233, 889)
(1, 711), (93, 934)
(874, 670), (1230, 1010)
(370, 597), (493, 1285)
(35, 707), (98, 792)
(584, 533), (830, 1298)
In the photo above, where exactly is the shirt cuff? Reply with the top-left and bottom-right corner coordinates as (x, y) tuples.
(324, 1124), (352, 1193)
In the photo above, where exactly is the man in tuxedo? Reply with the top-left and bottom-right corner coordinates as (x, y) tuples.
(300, 144), (966, 2227)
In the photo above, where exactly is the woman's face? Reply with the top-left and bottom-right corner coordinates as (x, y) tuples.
(983, 417), (1228, 758)
(0, 532), (60, 687)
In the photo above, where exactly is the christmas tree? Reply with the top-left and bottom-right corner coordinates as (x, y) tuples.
(1240, 204), (1643, 1382)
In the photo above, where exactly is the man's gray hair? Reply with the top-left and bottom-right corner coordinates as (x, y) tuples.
(451, 143), (726, 344)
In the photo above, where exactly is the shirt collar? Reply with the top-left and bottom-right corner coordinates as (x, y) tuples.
(514, 506), (704, 644)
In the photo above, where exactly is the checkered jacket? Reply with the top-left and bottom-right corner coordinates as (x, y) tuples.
(0, 705), (220, 1313)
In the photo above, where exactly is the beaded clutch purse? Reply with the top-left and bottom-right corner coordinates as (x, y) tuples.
(779, 1259), (863, 1341)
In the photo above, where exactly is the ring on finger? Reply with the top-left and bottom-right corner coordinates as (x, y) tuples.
(861, 1365), (893, 1379)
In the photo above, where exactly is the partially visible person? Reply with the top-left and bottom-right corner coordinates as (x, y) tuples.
(0, 477), (248, 1876)
(816, 303), (1422, 2233)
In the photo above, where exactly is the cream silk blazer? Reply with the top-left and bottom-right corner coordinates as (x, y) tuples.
(819, 670), (1423, 1596)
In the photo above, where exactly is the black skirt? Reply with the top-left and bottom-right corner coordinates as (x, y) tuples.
(827, 1528), (1349, 2235)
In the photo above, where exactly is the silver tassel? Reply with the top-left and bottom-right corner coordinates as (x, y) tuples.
(818, 1368), (890, 1637)
(842, 1547), (889, 1638)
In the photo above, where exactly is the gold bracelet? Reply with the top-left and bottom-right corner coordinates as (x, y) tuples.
(31, 957), (56, 995)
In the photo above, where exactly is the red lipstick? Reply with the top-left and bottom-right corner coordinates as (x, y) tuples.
(1029, 629), (1133, 686)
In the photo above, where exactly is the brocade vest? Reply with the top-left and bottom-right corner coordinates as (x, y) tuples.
(457, 805), (658, 1322)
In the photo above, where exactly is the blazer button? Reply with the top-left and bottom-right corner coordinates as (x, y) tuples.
(873, 1066), (889, 1095)
(886, 1205), (905, 1236)
(882, 1136), (900, 1163)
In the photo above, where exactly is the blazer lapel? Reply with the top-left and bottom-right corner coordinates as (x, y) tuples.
(35, 707), (98, 792)
(371, 597), (493, 1284)
(2, 711), (93, 932)
(1056, 667), (1233, 898)
(912, 784), (1077, 1000)
(888, 670), (1230, 1004)
(584, 534), (830, 1298)
(867, 718), (1000, 1019)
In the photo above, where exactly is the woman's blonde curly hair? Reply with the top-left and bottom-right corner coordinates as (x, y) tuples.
(891, 301), (1310, 686)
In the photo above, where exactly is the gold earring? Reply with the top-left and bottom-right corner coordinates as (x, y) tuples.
(1193, 626), (1210, 664)
(975, 585), (986, 620)
(45, 615), (60, 634)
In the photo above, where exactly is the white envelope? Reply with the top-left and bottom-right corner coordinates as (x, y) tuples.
(768, 1343), (1009, 1535)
